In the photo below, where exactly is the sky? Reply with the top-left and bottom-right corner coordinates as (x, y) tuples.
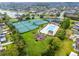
(0, 0), (79, 2)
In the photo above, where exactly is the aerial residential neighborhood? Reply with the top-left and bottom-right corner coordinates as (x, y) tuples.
(0, 2), (79, 56)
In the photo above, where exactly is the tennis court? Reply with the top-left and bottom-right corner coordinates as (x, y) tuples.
(12, 19), (49, 33)
(12, 20), (38, 33)
(45, 18), (54, 22)
(46, 18), (60, 23)
(21, 21), (38, 30)
(30, 19), (48, 25)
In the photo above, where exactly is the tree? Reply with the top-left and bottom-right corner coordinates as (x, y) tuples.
(2, 12), (11, 23)
(60, 18), (70, 29)
(0, 18), (3, 23)
(25, 17), (30, 20)
(7, 25), (27, 56)
(25, 14), (30, 20)
(12, 32), (27, 56)
(42, 37), (61, 56)
(31, 15), (35, 19)
(0, 44), (19, 56)
(20, 14), (26, 21)
(56, 29), (66, 40)
(40, 15), (44, 18)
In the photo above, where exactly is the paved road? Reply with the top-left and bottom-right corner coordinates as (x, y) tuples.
(58, 11), (65, 20)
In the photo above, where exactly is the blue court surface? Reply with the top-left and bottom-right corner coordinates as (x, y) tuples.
(12, 19), (49, 33)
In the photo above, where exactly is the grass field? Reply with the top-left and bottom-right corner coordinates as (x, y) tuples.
(9, 19), (18, 23)
(17, 18), (79, 56)
(22, 24), (53, 55)
(21, 22), (75, 56)
(55, 39), (73, 56)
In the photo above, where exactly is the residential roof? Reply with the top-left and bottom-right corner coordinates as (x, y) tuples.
(0, 27), (3, 35)
(0, 23), (5, 26)
(75, 22), (79, 24)
(75, 22), (79, 26)
(0, 45), (3, 51)
(73, 25), (79, 30)
(65, 10), (76, 14)
(76, 38), (79, 44)
(0, 37), (6, 42)
(0, 33), (5, 37)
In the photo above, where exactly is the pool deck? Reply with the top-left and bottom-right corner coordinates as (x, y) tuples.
(40, 23), (59, 36)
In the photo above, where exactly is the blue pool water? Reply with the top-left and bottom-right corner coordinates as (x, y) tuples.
(47, 26), (56, 31)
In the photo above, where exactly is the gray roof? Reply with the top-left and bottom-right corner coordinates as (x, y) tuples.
(73, 26), (79, 30)
(0, 37), (6, 42)
(0, 27), (3, 35)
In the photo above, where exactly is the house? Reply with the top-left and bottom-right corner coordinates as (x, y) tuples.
(0, 23), (13, 51)
(72, 22), (79, 35)
(73, 29), (79, 35)
(0, 43), (3, 51)
(0, 15), (4, 19)
(73, 26), (79, 30)
(0, 23), (7, 42)
(0, 37), (6, 42)
(72, 37), (79, 52)
(65, 10), (76, 14)
(69, 35), (76, 41)
(0, 23), (5, 27)
(64, 10), (79, 19)
(75, 22), (79, 26)
(0, 27), (3, 35)
(76, 38), (79, 50)
(0, 27), (6, 42)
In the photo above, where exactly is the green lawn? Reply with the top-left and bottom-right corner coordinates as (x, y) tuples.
(22, 32), (52, 55)
(22, 24), (53, 56)
(21, 23), (75, 56)
(22, 29), (75, 56)
(55, 39), (73, 56)
(54, 19), (78, 56)
(9, 19), (18, 23)
(20, 18), (78, 56)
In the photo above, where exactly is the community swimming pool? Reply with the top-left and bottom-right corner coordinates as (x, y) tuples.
(47, 25), (56, 31)
(40, 24), (59, 36)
